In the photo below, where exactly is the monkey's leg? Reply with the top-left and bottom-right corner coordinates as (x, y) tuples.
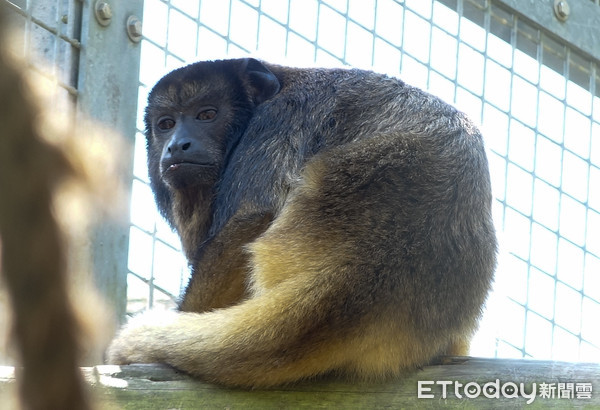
(107, 274), (438, 387)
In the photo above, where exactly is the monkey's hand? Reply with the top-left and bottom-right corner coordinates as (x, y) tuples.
(106, 309), (181, 365)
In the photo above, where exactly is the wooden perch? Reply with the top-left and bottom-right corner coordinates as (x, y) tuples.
(4, 357), (597, 408)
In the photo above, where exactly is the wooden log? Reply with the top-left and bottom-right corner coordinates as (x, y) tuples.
(2, 357), (599, 408)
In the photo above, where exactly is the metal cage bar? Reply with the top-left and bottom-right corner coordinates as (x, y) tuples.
(2, 0), (143, 324)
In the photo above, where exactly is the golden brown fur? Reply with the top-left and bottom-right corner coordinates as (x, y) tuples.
(108, 58), (496, 388)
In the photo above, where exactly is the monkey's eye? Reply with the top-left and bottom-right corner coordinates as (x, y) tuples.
(157, 117), (176, 130)
(197, 108), (217, 122)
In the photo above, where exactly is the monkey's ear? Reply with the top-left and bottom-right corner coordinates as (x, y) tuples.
(241, 58), (281, 105)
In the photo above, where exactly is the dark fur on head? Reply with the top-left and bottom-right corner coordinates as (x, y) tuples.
(144, 59), (256, 228)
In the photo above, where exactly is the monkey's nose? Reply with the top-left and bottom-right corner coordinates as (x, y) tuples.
(167, 138), (192, 154)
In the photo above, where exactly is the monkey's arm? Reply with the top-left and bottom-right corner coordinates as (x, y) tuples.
(179, 211), (273, 312)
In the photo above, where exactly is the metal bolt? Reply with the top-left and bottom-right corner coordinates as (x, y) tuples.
(554, 0), (570, 22)
(61, 15), (68, 24)
(126, 15), (143, 43)
(94, 1), (112, 26)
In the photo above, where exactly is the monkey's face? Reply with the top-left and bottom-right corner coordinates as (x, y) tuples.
(144, 59), (281, 218)
(145, 79), (238, 191)
(153, 103), (225, 190)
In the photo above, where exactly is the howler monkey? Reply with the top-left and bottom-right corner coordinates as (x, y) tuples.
(108, 58), (497, 387)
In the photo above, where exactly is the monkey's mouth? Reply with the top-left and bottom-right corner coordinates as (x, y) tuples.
(161, 159), (214, 173)
(165, 162), (211, 171)
(161, 161), (217, 188)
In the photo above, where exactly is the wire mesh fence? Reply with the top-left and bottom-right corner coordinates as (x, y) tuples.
(2, 0), (81, 117)
(7, 0), (596, 363)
